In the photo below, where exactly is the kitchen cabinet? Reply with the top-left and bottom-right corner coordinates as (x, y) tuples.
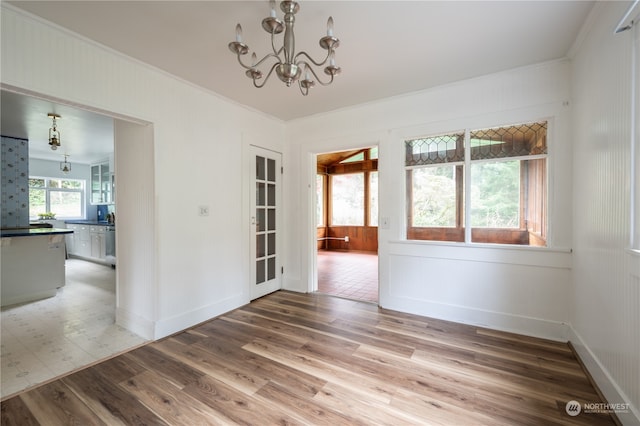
(90, 162), (111, 204)
(90, 226), (106, 259)
(65, 224), (90, 258)
(1, 231), (71, 307)
(66, 224), (110, 262)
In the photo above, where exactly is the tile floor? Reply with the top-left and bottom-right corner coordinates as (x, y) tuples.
(1, 259), (147, 400)
(317, 250), (379, 303)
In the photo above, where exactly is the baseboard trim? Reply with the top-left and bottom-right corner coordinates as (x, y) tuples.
(568, 326), (640, 425)
(381, 295), (569, 341)
(152, 293), (246, 340)
(115, 307), (155, 340)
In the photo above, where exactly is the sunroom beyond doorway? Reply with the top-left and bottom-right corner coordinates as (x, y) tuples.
(316, 147), (379, 303)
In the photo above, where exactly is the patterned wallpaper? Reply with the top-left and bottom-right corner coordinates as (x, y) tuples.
(1, 136), (29, 228)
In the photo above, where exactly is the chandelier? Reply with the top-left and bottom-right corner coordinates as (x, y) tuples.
(48, 113), (61, 150)
(228, 0), (341, 96)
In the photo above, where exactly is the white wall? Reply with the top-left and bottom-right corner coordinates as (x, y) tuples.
(1, 5), (285, 339)
(570, 2), (640, 423)
(285, 59), (574, 341)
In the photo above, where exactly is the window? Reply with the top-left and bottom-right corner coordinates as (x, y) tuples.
(406, 121), (547, 246)
(29, 177), (85, 220)
(369, 171), (378, 226)
(331, 173), (364, 225)
(316, 174), (325, 227)
(318, 147), (378, 229)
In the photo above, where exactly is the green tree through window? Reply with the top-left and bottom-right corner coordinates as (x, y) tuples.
(29, 177), (85, 219)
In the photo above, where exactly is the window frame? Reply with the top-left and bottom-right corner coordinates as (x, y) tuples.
(316, 173), (326, 227)
(368, 171), (379, 226)
(29, 176), (86, 220)
(405, 121), (548, 246)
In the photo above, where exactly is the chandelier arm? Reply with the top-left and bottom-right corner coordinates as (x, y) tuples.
(316, 73), (335, 87)
(270, 30), (284, 57)
(236, 51), (281, 71)
(302, 62), (335, 87)
(235, 53), (253, 70)
(255, 52), (283, 69)
(294, 50), (330, 68)
(253, 62), (280, 88)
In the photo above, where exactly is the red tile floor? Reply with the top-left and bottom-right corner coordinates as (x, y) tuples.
(316, 250), (379, 303)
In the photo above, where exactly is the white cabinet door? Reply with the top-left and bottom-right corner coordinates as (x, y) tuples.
(90, 162), (111, 204)
(76, 225), (91, 257)
(90, 226), (106, 259)
(65, 224), (77, 254)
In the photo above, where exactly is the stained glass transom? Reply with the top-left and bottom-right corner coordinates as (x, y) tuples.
(405, 132), (465, 166)
(470, 121), (547, 160)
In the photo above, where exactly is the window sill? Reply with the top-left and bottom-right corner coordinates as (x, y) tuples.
(387, 239), (572, 269)
(390, 238), (571, 253)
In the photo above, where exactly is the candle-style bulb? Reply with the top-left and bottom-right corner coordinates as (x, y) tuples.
(235, 23), (243, 42)
(327, 16), (334, 37)
(269, 0), (276, 18)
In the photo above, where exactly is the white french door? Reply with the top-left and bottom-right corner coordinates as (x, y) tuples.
(250, 146), (282, 300)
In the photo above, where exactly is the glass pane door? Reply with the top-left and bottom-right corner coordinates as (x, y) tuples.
(251, 147), (281, 300)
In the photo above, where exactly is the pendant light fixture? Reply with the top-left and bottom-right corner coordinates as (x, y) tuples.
(48, 113), (61, 150)
(228, 0), (341, 96)
(60, 155), (71, 174)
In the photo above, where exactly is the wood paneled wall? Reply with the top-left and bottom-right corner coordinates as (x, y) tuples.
(407, 227), (543, 245)
(317, 226), (378, 252)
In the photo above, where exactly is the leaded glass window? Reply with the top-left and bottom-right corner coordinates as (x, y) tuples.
(405, 121), (548, 246)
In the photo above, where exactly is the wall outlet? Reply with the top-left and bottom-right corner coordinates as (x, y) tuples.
(198, 205), (210, 216)
(344, 236), (349, 242)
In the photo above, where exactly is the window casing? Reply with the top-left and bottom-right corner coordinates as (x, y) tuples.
(406, 121), (547, 246)
(29, 177), (85, 220)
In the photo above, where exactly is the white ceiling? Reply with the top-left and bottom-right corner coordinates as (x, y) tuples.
(1, 89), (114, 164)
(2, 1), (594, 162)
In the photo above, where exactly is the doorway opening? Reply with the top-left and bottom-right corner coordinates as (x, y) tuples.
(0, 86), (153, 398)
(315, 147), (379, 303)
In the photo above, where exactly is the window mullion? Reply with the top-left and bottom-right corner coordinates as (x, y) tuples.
(464, 129), (472, 243)
(45, 179), (52, 213)
(364, 171), (370, 226)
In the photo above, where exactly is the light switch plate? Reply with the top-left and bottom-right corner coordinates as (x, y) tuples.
(380, 217), (390, 229)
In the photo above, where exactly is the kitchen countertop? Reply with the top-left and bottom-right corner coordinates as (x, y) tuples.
(1, 228), (73, 238)
(65, 220), (115, 226)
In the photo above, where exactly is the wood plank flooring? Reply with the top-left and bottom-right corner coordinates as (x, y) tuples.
(1, 291), (616, 425)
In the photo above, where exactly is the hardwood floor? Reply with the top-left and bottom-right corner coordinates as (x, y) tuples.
(1, 291), (616, 425)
